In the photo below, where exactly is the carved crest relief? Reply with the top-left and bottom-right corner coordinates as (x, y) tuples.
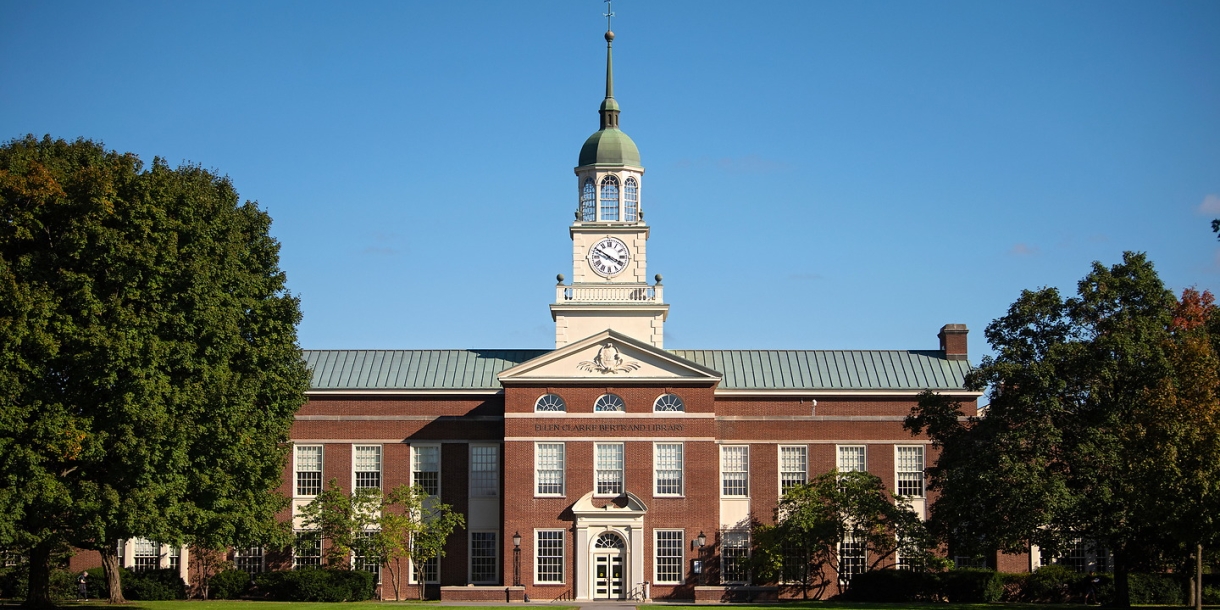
(577, 342), (641, 374)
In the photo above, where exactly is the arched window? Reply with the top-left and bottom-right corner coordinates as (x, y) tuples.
(599, 175), (619, 221)
(653, 393), (685, 412)
(534, 393), (567, 412)
(593, 393), (626, 412)
(623, 177), (638, 222)
(580, 179), (596, 222)
(595, 532), (626, 549)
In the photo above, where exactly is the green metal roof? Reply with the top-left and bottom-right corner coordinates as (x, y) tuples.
(578, 128), (641, 168)
(304, 349), (969, 391)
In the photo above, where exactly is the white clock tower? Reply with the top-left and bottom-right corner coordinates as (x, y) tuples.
(551, 25), (668, 348)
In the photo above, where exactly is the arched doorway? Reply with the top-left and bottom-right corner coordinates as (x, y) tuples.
(591, 531), (626, 599)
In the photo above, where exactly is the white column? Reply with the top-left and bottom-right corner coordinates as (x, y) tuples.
(575, 526), (589, 600)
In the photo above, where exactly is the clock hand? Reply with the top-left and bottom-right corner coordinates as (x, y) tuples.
(596, 248), (625, 264)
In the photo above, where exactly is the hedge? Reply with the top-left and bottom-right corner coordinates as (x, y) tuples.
(83, 566), (185, 600)
(253, 568), (375, 602)
(208, 569), (254, 599)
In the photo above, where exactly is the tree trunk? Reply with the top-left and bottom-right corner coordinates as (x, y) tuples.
(100, 542), (128, 604)
(22, 541), (54, 609)
(1113, 547), (1130, 609)
(1196, 543), (1203, 610)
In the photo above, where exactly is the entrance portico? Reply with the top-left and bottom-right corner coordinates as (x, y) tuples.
(572, 491), (648, 601)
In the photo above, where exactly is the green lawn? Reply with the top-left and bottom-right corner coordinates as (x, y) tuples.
(0, 604), (578, 610)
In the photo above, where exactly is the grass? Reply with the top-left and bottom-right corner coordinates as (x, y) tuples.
(0, 604), (580, 610)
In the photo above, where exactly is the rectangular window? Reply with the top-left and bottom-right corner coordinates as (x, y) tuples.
(294, 532), (322, 569)
(896, 446), (924, 497)
(412, 445), (440, 496)
(595, 443), (624, 495)
(354, 531), (382, 582)
(408, 534), (440, 584)
(354, 445), (382, 490)
(535, 443), (565, 496)
(167, 545), (180, 571)
(470, 532), (497, 583)
(654, 443), (683, 496)
(781, 539), (808, 584)
(470, 445), (499, 498)
(837, 445), (866, 473)
(721, 531), (750, 584)
(779, 445), (808, 495)
(654, 530), (684, 584)
(535, 530), (565, 584)
(295, 445), (323, 497)
(234, 547), (264, 574)
(838, 537), (866, 583)
(132, 538), (159, 572)
(721, 446), (749, 497)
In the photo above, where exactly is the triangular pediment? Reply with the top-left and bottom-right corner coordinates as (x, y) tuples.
(498, 329), (721, 385)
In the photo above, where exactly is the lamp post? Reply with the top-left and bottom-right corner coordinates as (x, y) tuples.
(696, 531), (707, 586)
(512, 531), (522, 587)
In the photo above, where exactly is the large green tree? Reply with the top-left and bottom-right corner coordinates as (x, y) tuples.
(0, 136), (309, 607)
(905, 252), (1220, 608)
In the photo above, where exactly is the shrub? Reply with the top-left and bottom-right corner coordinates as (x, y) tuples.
(1026, 563), (1077, 603)
(999, 572), (1031, 602)
(48, 569), (79, 600)
(254, 568), (375, 602)
(842, 569), (930, 602)
(208, 569), (254, 600)
(0, 566), (27, 599)
(1202, 584), (1220, 605)
(940, 568), (1003, 603)
(124, 568), (187, 600)
(1128, 573), (1183, 605)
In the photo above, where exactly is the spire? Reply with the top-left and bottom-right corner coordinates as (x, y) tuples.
(599, 1), (620, 130)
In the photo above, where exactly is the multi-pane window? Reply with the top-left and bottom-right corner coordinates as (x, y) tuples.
(780, 446), (808, 495)
(470, 532), (497, 583)
(535, 530), (565, 584)
(234, 547), (264, 574)
(654, 443), (683, 496)
(581, 179), (596, 222)
(595, 443), (624, 495)
(599, 175), (620, 221)
(654, 530), (684, 584)
(838, 537), (866, 583)
(837, 445), (866, 473)
(653, 393), (685, 412)
(409, 535), (440, 584)
(295, 445), (323, 497)
(896, 446), (924, 497)
(470, 445), (499, 498)
(354, 531), (382, 582)
(624, 177), (639, 222)
(133, 538), (159, 571)
(781, 540), (809, 584)
(1059, 539), (1088, 573)
(1, 549), (21, 568)
(536, 443), (565, 496)
(721, 446), (749, 497)
(534, 393), (566, 412)
(294, 532), (322, 569)
(721, 532), (750, 584)
(167, 545), (180, 571)
(412, 445), (440, 496)
(593, 393), (625, 412)
(354, 445), (382, 490)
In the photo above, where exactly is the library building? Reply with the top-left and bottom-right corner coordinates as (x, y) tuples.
(77, 24), (991, 602)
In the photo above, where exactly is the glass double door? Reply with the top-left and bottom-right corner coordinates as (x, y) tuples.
(593, 553), (624, 599)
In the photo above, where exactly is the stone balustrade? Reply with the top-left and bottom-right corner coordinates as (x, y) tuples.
(556, 283), (663, 303)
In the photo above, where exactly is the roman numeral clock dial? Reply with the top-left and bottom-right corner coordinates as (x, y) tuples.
(587, 237), (630, 277)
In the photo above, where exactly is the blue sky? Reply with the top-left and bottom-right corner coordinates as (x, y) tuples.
(3, 1), (1219, 358)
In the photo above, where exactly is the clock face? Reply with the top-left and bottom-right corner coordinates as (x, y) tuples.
(588, 237), (630, 277)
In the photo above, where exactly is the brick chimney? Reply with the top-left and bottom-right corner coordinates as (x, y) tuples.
(938, 324), (968, 361)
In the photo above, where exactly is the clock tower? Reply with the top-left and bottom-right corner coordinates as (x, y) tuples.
(551, 25), (668, 348)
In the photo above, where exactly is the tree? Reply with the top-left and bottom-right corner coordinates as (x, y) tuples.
(751, 470), (938, 598)
(906, 252), (1220, 608)
(298, 483), (464, 601)
(0, 136), (309, 607)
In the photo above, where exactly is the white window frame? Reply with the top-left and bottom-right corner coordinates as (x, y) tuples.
(595, 442), (625, 496)
(720, 445), (750, 498)
(534, 529), (565, 584)
(779, 445), (808, 496)
(293, 531), (322, 570)
(837, 445), (866, 473)
(412, 444), (441, 497)
(535, 442), (565, 497)
(895, 445), (925, 497)
(534, 393), (567, 412)
(654, 529), (684, 584)
(720, 530), (750, 584)
(234, 546), (264, 574)
(294, 444), (323, 498)
(469, 444), (499, 498)
(838, 535), (866, 584)
(653, 393), (685, 412)
(353, 444), (382, 490)
(593, 393), (626, 413)
(653, 442), (684, 497)
(469, 531), (499, 584)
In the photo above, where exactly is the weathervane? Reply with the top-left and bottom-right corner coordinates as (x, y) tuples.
(603, 0), (614, 32)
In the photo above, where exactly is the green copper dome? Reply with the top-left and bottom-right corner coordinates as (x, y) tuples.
(578, 127), (641, 167)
